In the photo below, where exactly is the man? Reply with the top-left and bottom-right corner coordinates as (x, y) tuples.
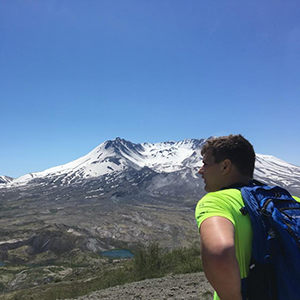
(195, 134), (256, 300)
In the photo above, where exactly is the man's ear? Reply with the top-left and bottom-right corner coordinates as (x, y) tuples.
(221, 159), (232, 175)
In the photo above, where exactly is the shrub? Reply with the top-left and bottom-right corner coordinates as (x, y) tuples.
(133, 242), (165, 279)
(133, 241), (202, 280)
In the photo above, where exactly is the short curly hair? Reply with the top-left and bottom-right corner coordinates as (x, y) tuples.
(201, 134), (255, 177)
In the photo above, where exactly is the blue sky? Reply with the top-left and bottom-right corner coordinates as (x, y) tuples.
(1, 0), (300, 178)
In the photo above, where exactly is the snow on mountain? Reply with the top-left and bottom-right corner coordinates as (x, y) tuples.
(4, 138), (206, 186)
(255, 154), (300, 190)
(140, 138), (205, 173)
(0, 175), (14, 184)
(1, 137), (300, 193)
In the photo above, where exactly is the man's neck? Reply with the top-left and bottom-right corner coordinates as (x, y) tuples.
(221, 182), (250, 190)
(220, 174), (253, 190)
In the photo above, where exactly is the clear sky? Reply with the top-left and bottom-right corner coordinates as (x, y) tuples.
(1, 0), (300, 178)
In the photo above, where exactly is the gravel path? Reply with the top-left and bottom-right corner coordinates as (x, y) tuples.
(64, 272), (214, 300)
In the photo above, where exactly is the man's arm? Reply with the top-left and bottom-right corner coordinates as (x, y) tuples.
(200, 216), (242, 300)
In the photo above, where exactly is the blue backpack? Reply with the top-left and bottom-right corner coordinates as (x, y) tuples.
(240, 181), (300, 300)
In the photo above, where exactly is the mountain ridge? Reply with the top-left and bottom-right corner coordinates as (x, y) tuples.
(1, 137), (299, 194)
(1, 137), (206, 187)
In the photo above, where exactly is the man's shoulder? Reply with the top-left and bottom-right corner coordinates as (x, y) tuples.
(197, 189), (244, 215)
(195, 189), (244, 229)
(198, 189), (244, 216)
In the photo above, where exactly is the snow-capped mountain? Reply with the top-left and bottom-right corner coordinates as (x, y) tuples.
(1, 137), (300, 195)
(255, 154), (300, 191)
(3, 137), (206, 186)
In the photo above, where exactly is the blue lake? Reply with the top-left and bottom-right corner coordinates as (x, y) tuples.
(0, 263), (6, 267)
(100, 249), (134, 259)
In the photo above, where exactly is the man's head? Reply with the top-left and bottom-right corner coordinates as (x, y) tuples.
(199, 134), (255, 192)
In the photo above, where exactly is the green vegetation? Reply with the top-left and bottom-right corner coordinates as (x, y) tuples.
(133, 241), (202, 279)
(1, 242), (203, 300)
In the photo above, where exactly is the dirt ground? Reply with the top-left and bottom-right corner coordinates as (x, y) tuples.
(64, 272), (214, 300)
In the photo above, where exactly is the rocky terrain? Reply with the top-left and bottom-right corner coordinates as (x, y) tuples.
(64, 272), (214, 300)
